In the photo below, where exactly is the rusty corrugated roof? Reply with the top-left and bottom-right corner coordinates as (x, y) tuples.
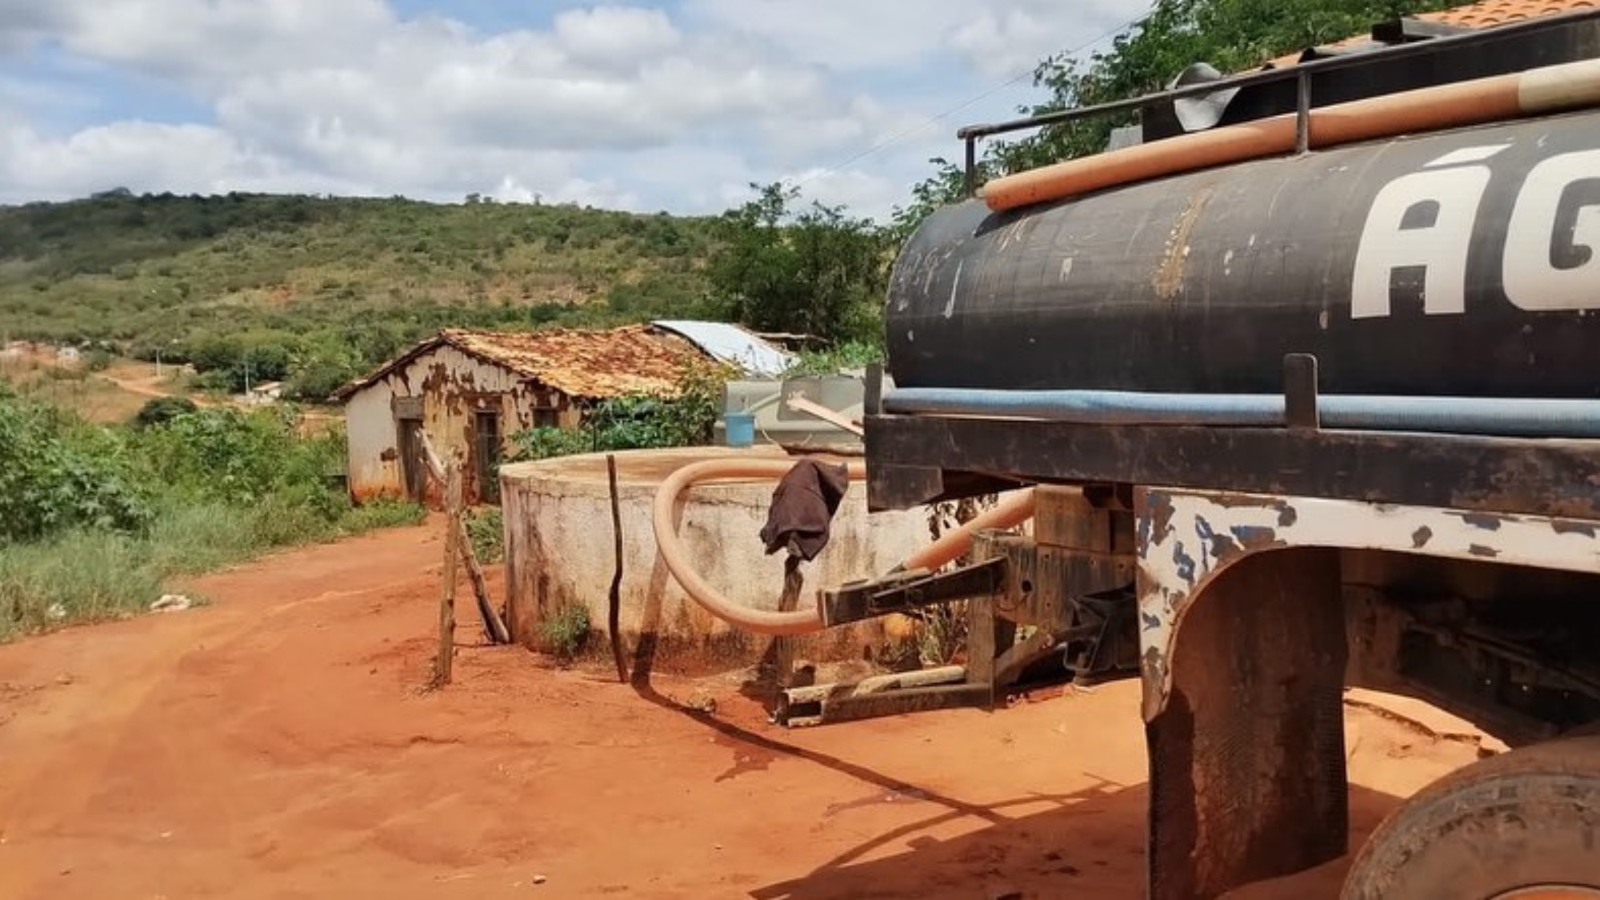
(1264, 0), (1597, 68)
(1423, 0), (1597, 28)
(441, 326), (703, 399)
(333, 325), (710, 402)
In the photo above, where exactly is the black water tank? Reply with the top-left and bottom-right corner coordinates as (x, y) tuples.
(885, 109), (1600, 398)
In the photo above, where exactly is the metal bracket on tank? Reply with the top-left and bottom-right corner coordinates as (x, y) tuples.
(1283, 353), (1321, 430)
(864, 363), (883, 417)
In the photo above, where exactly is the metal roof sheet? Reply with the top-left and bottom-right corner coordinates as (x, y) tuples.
(649, 319), (794, 378)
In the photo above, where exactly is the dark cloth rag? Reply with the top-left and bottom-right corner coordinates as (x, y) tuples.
(758, 459), (851, 561)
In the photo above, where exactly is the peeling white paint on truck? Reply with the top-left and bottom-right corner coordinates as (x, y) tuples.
(1135, 486), (1600, 720)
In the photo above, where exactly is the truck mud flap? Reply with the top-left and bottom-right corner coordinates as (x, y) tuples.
(1145, 548), (1348, 899)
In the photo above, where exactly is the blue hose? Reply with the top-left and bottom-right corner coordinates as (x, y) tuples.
(883, 388), (1600, 439)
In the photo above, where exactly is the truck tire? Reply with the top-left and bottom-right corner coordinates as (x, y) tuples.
(1342, 734), (1600, 899)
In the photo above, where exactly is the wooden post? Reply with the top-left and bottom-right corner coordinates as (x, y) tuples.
(774, 554), (805, 690)
(606, 454), (627, 684)
(419, 432), (509, 645)
(434, 463), (462, 686)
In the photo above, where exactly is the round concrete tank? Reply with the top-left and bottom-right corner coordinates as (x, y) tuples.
(499, 446), (935, 672)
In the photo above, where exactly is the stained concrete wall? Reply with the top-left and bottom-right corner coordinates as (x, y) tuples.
(345, 384), (408, 502)
(500, 446), (936, 671)
(344, 344), (581, 505)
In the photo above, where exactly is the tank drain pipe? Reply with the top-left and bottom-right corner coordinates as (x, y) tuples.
(651, 458), (1036, 636)
(883, 388), (1600, 439)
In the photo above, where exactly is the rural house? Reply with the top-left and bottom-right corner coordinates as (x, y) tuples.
(336, 325), (719, 506)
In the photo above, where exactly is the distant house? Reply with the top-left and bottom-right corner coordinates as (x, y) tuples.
(241, 381), (283, 405)
(334, 325), (715, 506)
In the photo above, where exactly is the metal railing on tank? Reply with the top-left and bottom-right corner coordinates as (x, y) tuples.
(955, 5), (1600, 196)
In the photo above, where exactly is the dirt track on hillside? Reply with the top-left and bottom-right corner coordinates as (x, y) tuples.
(0, 521), (1493, 899)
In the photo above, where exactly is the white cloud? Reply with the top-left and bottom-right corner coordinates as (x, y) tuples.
(784, 167), (913, 220)
(552, 5), (682, 70)
(682, 0), (1150, 74)
(491, 174), (640, 211)
(55, 0), (396, 83)
(1, 121), (254, 201)
(0, 0), (1159, 220)
(949, 0), (1149, 80)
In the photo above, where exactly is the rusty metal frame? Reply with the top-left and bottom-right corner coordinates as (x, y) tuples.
(1134, 486), (1600, 722)
(789, 487), (1141, 728)
(864, 413), (1600, 521)
(952, 6), (1600, 192)
(819, 557), (1008, 626)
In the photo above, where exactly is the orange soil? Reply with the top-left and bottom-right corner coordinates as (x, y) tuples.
(0, 521), (1489, 899)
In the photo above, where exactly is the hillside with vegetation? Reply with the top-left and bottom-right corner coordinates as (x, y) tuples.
(0, 190), (734, 399)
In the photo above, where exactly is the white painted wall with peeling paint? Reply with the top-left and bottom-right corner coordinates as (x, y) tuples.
(344, 345), (580, 505)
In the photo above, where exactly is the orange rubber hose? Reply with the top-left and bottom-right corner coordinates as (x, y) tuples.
(651, 458), (1036, 636)
(981, 57), (1600, 213)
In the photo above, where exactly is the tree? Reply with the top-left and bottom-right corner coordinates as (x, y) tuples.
(707, 182), (889, 345)
(185, 330), (298, 393)
(132, 396), (198, 429)
(895, 0), (1454, 231)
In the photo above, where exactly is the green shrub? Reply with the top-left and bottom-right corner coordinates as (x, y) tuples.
(133, 405), (337, 505)
(132, 395), (198, 429)
(542, 603), (591, 661)
(506, 426), (591, 462)
(466, 506), (504, 564)
(783, 340), (885, 377)
(0, 389), (154, 542)
(285, 355), (362, 401)
(0, 390), (425, 641)
(83, 348), (114, 372)
(183, 331), (298, 394)
(504, 361), (728, 462)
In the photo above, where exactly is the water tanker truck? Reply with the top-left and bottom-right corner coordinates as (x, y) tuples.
(652, 8), (1600, 898)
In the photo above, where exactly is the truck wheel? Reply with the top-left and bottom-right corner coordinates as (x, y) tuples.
(1342, 734), (1600, 899)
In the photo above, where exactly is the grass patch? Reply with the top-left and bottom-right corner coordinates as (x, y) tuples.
(0, 498), (425, 642)
(0, 530), (166, 638)
(339, 497), (429, 534)
(0, 497), (426, 642)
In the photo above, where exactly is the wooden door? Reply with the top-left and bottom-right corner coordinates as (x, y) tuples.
(397, 418), (426, 501)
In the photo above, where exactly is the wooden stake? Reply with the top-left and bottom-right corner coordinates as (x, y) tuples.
(606, 454), (626, 684)
(457, 515), (510, 644)
(419, 432), (509, 645)
(420, 434), (446, 484)
(774, 554), (805, 690)
(434, 463), (461, 686)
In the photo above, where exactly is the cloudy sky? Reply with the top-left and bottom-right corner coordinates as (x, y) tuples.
(0, 0), (1156, 220)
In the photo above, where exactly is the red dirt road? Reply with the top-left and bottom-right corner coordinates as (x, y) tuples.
(0, 522), (1491, 899)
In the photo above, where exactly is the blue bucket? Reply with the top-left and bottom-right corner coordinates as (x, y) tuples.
(724, 411), (756, 448)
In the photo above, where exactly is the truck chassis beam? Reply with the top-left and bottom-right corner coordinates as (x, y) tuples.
(865, 413), (1600, 520)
